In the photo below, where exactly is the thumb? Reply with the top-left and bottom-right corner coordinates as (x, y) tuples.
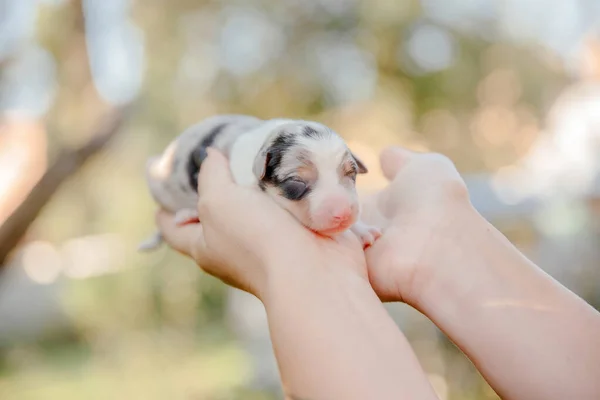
(197, 147), (234, 193)
(379, 146), (414, 181)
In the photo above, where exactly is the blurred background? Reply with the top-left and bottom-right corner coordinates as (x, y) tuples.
(0, 0), (599, 399)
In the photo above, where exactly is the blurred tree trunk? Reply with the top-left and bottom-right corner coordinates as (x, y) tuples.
(0, 107), (130, 270)
(0, 118), (48, 227)
(0, 0), (133, 271)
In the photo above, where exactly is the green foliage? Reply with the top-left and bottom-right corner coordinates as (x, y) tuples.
(0, 0), (585, 398)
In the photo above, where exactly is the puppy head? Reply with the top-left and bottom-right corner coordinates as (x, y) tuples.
(253, 121), (368, 236)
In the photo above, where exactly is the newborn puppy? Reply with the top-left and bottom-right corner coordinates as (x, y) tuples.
(139, 115), (381, 250)
(139, 114), (263, 250)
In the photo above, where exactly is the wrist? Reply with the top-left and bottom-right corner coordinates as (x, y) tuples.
(247, 240), (322, 301)
(261, 255), (370, 306)
(403, 202), (493, 310)
(411, 202), (524, 316)
(258, 251), (440, 400)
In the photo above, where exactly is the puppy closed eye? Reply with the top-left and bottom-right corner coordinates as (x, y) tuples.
(280, 179), (309, 200)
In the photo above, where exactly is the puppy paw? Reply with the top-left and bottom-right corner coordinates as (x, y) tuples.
(174, 208), (200, 226)
(350, 221), (382, 249)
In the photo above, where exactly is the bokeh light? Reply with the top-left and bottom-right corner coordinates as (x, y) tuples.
(0, 1), (599, 399)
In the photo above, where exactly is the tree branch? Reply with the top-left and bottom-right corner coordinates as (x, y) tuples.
(0, 105), (133, 268)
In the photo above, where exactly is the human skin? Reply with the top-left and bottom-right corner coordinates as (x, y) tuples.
(157, 145), (600, 400)
(156, 148), (439, 400)
(360, 147), (600, 400)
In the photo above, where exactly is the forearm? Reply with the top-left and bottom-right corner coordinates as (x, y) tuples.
(263, 261), (439, 400)
(418, 205), (600, 400)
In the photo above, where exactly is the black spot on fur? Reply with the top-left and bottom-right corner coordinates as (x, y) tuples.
(201, 123), (228, 148)
(302, 125), (321, 138)
(261, 132), (296, 186)
(191, 146), (208, 168)
(179, 182), (190, 192)
(186, 123), (227, 192)
(259, 133), (314, 201)
(186, 146), (206, 192)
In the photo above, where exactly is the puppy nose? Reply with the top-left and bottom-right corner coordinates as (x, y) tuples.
(331, 208), (352, 224)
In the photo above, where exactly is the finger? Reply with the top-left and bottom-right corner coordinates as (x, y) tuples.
(156, 209), (207, 261)
(197, 147), (234, 193)
(379, 146), (413, 181)
(336, 229), (363, 248)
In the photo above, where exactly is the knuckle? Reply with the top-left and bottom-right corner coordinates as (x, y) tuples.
(428, 152), (454, 168)
(442, 178), (469, 202)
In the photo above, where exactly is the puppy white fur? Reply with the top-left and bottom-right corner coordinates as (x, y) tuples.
(140, 115), (381, 250)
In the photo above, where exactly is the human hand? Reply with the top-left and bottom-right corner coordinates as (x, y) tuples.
(362, 147), (600, 400)
(155, 148), (368, 300)
(360, 146), (477, 306)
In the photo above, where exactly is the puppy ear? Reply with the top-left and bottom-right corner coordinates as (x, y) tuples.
(351, 151), (368, 174)
(252, 124), (289, 180)
(252, 149), (270, 180)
